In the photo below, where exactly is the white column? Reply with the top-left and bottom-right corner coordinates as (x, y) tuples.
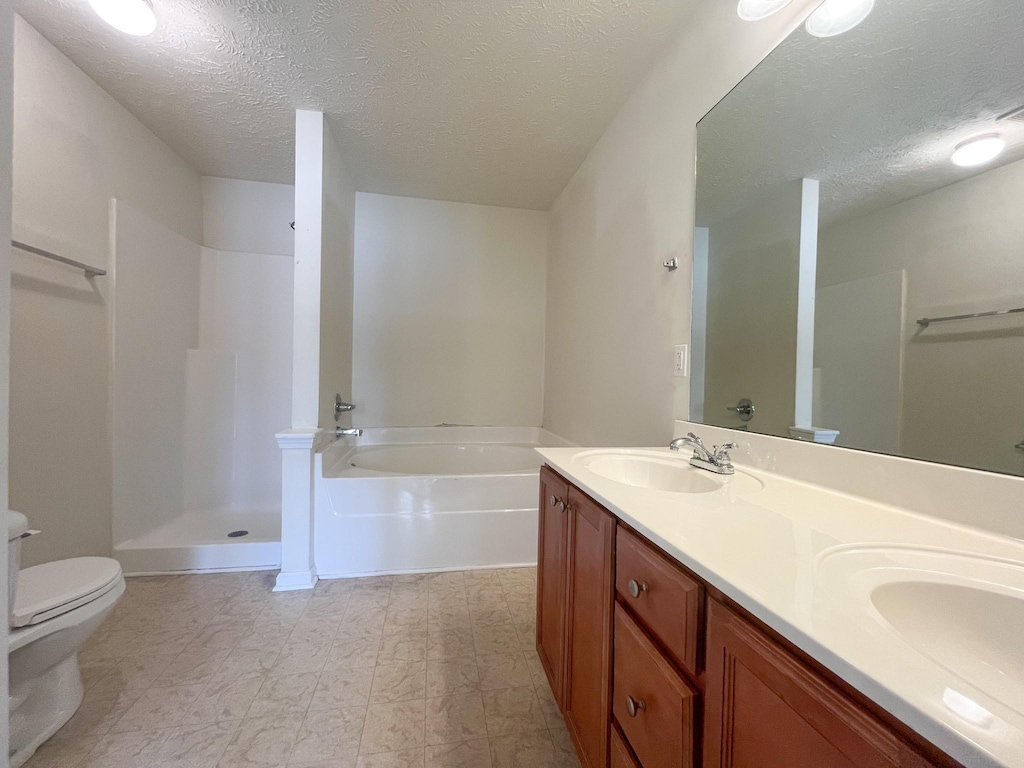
(793, 177), (820, 428)
(274, 429), (318, 591)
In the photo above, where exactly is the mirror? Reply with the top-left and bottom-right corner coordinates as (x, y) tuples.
(691, 0), (1024, 477)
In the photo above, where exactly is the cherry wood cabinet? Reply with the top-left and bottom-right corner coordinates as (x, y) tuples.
(536, 465), (571, 707)
(564, 489), (617, 768)
(536, 466), (961, 768)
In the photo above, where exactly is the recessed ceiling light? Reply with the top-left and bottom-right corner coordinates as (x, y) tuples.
(737, 0), (795, 22)
(805, 0), (874, 38)
(88, 0), (157, 36)
(951, 134), (1006, 168)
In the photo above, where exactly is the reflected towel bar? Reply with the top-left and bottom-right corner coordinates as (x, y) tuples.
(917, 306), (1024, 327)
(11, 240), (107, 278)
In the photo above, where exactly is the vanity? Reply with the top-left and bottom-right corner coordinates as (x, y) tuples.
(534, 438), (1024, 768)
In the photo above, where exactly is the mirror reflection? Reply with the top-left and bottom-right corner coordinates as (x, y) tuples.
(691, 0), (1024, 476)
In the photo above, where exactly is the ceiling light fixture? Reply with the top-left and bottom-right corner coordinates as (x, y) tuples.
(805, 0), (874, 38)
(951, 134), (1006, 168)
(88, 0), (157, 36)
(737, 0), (795, 22)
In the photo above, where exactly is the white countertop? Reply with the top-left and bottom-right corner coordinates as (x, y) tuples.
(537, 446), (1024, 768)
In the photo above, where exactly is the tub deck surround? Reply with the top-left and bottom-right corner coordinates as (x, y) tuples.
(313, 427), (569, 580)
(537, 430), (1024, 768)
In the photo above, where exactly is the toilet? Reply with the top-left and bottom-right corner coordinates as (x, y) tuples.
(7, 511), (125, 768)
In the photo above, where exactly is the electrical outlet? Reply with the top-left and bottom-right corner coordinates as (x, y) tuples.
(674, 344), (689, 377)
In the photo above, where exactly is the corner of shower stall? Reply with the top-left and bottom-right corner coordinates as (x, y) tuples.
(109, 200), (288, 575)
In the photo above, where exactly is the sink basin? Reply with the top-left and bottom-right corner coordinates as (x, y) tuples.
(872, 580), (1024, 712)
(573, 449), (761, 495)
(816, 545), (1024, 715)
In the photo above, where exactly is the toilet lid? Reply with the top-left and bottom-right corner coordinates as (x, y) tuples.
(13, 557), (123, 628)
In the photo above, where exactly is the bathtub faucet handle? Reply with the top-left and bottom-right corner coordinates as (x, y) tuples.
(335, 394), (356, 421)
(336, 427), (363, 438)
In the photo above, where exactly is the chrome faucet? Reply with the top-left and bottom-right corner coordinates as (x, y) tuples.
(336, 427), (363, 438)
(669, 432), (737, 475)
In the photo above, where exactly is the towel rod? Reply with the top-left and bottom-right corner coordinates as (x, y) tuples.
(11, 240), (106, 278)
(917, 306), (1024, 327)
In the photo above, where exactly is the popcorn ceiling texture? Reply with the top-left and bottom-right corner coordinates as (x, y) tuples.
(16, 0), (694, 210)
(696, 0), (1024, 228)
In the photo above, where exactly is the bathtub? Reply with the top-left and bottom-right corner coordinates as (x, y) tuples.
(313, 427), (568, 578)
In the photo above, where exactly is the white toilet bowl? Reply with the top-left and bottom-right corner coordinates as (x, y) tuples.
(7, 512), (125, 768)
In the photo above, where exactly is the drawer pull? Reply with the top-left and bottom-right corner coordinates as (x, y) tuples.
(625, 695), (647, 717)
(627, 579), (650, 598)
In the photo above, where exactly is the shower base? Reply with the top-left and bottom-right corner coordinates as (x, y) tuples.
(114, 509), (281, 575)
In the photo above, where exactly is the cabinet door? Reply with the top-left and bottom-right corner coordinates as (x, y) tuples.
(564, 488), (617, 768)
(537, 465), (571, 707)
(704, 599), (940, 768)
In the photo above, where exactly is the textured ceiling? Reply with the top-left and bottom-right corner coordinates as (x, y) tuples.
(17, 0), (695, 210)
(696, 0), (1024, 227)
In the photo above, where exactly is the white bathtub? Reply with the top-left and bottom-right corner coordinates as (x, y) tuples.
(313, 427), (568, 578)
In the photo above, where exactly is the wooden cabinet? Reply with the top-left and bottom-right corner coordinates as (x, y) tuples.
(537, 466), (960, 768)
(613, 604), (698, 768)
(703, 599), (942, 768)
(564, 489), (617, 768)
(536, 465), (571, 707)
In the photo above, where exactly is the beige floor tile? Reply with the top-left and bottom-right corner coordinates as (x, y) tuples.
(131, 626), (201, 657)
(213, 644), (282, 681)
(248, 672), (320, 719)
(377, 630), (428, 663)
(151, 720), (239, 768)
(488, 730), (559, 768)
(291, 616), (344, 643)
(426, 659), (479, 697)
(22, 731), (103, 768)
(370, 661), (427, 703)
(481, 687), (548, 737)
(182, 676), (265, 725)
(310, 667), (375, 710)
(327, 635), (382, 670)
(534, 684), (563, 730)
(187, 620), (254, 651)
(302, 596), (352, 620)
(273, 639), (333, 675)
(81, 727), (171, 768)
(359, 700), (426, 755)
(549, 727), (581, 768)
(217, 714), (303, 768)
(523, 651), (548, 687)
(424, 693), (487, 746)
(355, 748), (425, 768)
(468, 606), (514, 627)
(384, 607), (429, 635)
(58, 685), (143, 738)
(152, 647), (231, 687)
(472, 624), (521, 656)
(288, 706), (365, 764)
(112, 683), (205, 733)
(424, 739), (492, 768)
(341, 607), (388, 636)
(477, 654), (533, 691)
(93, 652), (174, 691)
(427, 627), (475, 661)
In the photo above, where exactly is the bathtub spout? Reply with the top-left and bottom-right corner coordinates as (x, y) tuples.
(336, 427), (363, 438)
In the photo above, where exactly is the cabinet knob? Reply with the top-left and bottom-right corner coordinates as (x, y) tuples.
(627, 579), (650, 598)
(549, 495), (566, 510)
(625, 696), (646, 717)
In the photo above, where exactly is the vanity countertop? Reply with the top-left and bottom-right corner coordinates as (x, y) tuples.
(537, 446), (1024, 768)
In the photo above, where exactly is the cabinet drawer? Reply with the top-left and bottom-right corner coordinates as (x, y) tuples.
(616, 526), (703, 676)
(613, 604), (698, 768)
(611, 725), (642, 768)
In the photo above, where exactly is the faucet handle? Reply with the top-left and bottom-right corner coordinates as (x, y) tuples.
(713, 442), (738, 461)
(686, 432), (705, 449)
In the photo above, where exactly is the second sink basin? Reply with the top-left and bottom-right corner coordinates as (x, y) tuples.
(574, 449), (761, 495)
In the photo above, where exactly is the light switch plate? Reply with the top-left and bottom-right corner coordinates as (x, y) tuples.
(674, 344), (689, 377)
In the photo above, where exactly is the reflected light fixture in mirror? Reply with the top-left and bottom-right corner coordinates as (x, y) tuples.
(951, 134), (1006, 167)
(737, 0), (795, 21)
(88, 0), (157, 36)
(805, 0), (874, 37)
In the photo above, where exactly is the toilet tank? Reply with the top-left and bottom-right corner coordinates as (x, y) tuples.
(7, 511), (28, 626)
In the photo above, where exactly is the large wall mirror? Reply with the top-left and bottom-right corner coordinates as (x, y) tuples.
(691, 0), (1024, 477)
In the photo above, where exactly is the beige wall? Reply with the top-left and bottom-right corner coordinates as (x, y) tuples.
(818, 158), (1024, 475)
(10, 16), (202, 565)
(318, 121), (356, 429)
(542, 0), (819, 447)
(353, 193), (547, 427)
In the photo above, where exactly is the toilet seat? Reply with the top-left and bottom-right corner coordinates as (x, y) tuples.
(13, 557), (123, 628)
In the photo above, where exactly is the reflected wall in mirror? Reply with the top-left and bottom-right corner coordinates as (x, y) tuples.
(691, 0), (1024, 476)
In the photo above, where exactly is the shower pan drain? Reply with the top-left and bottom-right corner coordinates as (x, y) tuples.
(227, 530), (249, 538)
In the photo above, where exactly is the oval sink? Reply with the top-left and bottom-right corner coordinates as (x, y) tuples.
(871, 580), (1024, 711)
(573, 449), (762, 495)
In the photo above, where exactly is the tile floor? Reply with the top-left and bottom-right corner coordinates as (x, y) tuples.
(25, 567), (580, 768)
